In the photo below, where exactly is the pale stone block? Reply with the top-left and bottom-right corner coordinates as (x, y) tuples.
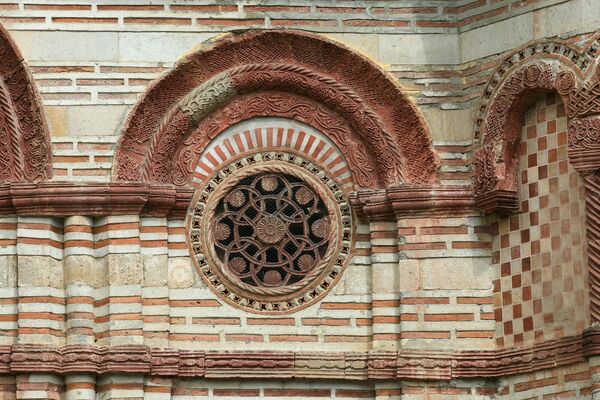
(65, 283), (93, 299)
(65, 255), (102, 286)
(168, 257), (194, 289)
(398, 259), (421, 292)
(0, 256), (17, 288)
(379, 34), (460, 65)
(118, 32), (215, 63)
(10, 31), (119, 62)
(422, 108), (474, 143)
(344, 264), (370, 295)
(460, 13), (533, 62)
(534, 0), (600, 39)
(325, 33), (380, 61)
(372, 263), (400, 293)
(371, 253), (398, 263)
(46, 105), (129, 137)
(421, 258), (492, 290)
(17, 256), (64, 288)
(107, 254), (143, 285)
(144, 254), (168, 287)
(45, 106), (68, 137)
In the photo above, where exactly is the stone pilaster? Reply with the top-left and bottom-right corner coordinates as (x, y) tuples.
(64, 374), (95, 400)
(369, 221), (399, 350)
(16, 217), (64, 346)
(64, 216), (95, 345)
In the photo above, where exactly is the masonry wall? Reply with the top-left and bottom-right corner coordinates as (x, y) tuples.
(492, 93), (589, 349)
(0, 0), (597, 399)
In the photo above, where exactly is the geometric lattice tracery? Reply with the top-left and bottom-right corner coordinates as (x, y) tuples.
(189, 152), (353, 314)
(213, 173), (331, 291)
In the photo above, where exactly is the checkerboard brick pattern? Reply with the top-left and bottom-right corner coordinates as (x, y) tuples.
(492, 93), (589, 348)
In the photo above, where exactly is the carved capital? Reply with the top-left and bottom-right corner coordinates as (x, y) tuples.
(475, 189), (520, 215)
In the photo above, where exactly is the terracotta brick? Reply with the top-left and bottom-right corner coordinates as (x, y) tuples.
(420, 226), (468, 235)
(264, 389), (330, 397)
(197, 18), (263, 26)
(98, 4), (164, 11)
(270, 335), (318, 342)
(53, 17), (117, 24)
(125, 17), (191, 25)
(302, 318), (350, 326)
(225, 334), (264, 342)
(321, 302), (371, 310)
(171, 5), (236, 12)
(402, 331), (450, 339)
(245, 5), (309, 12)
(456, 330), (493, 338)
(424, 313), (474, 321)
(416, 20), (459, 28)
(272, 19), (336, 26)
(27, 4), (90, 10)
(192, 317), (241, 325)
(401, 297), (449, 305)
(343, 19), (410, 27)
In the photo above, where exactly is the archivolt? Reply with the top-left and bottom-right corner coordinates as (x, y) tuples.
(0, 23), (52, 182)
(473, 33), (600, 202)
(113, 29), (438, 189)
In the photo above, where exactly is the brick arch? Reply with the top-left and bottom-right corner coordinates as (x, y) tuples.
(473, 34), (600, 327)
(474, 59), (584, 209)
(113, 29), (438, 189)
(0, 23), (52, 182)
(472, 32), (600, 210)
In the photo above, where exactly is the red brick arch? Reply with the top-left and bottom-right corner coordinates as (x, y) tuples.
(113, 29), (439, 189)
(0, 23), (52, 182)
(474, 59), (584, 209)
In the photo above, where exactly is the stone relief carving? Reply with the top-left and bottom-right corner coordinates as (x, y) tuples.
(115, 29), (439, 188)
(189, 152), (352, 313)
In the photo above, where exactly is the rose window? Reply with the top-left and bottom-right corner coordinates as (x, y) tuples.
(212, 172), (331, 290)
(189, 152), (352, 313)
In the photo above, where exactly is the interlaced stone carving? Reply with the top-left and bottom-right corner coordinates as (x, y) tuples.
(212, 172), (331, 291)
(189, 152), (352, 313)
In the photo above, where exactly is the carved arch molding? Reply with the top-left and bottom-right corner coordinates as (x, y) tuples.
(113, 29), (439, 189)
(0, 23), (52, 182)
(473, 33), (600, 332)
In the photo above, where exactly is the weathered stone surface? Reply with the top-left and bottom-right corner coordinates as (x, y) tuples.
(421, 258), (492, 290)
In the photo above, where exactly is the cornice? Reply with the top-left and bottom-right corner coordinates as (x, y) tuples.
(0, 182), (194, 218)
(0, 334), (587, 380)
(350, 185), (476, 220)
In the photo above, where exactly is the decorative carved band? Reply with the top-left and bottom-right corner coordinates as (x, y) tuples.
(583, 172), (600, 322)
(159, 92), (381, 189)
(474, 37), (600, 140)
(0, 334), (586, 380)
(0, 182), (193, 217)
(0, 23), (52, 183)
(115, 29), (439, 188)
(350, 185), (475, 219)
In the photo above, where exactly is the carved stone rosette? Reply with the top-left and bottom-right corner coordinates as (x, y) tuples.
(188, 152), (353, 313)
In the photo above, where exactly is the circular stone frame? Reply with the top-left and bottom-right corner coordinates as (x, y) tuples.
(188, 152), (353, 313)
